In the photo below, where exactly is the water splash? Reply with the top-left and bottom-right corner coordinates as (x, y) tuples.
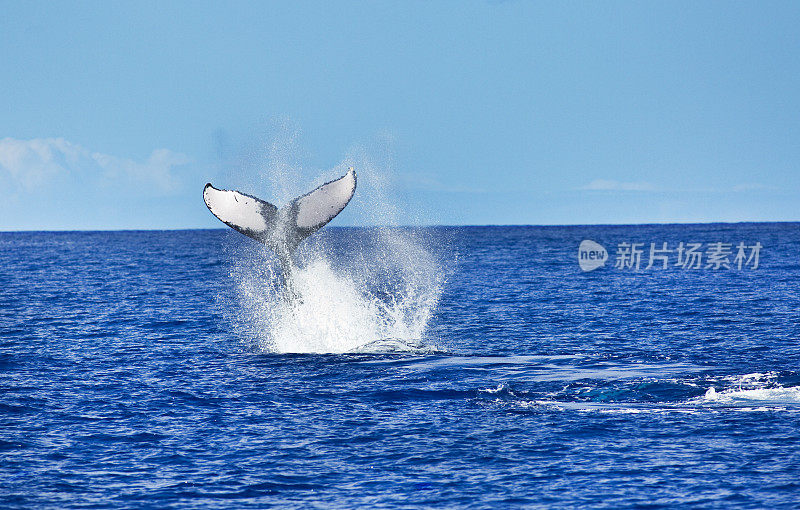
(234, 252), (442, 354)
(697, 372), (800, 406)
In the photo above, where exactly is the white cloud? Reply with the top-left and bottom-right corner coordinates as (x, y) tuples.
(581, 179), (656, 192)
(0, 137), (189, 192)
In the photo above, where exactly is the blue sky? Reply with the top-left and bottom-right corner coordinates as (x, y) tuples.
(1, 1), (798, 229)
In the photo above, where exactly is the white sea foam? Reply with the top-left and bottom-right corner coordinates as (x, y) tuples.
(480, 384), (511, 394)
(474, 369), (800, 414)
(700, 385), (800, 405)
(687, 372), (800, 406)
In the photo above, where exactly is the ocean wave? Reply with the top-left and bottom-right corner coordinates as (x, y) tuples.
(698, 385), (800, 405)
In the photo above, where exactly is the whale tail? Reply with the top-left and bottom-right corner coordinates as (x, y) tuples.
(203, 167), (357, 270)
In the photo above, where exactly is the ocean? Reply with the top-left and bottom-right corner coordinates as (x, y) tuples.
(2, 223), (799, 508)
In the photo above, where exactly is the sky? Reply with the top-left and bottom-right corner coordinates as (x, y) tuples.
(1, 0), (799, 229)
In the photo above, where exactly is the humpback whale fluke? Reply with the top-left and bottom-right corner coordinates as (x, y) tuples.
(203, 167), (357, 276)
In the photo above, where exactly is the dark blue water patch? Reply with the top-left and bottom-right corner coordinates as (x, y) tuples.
(1, 225), (800, 508)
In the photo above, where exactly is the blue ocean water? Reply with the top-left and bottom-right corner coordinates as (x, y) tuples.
(1, 224), (799, 508)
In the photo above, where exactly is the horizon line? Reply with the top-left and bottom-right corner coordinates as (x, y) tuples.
(1, 219), (798, 234)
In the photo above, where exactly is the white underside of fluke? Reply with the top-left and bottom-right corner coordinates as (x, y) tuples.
(203, 167), (356, 252)
(295, 170), (357, 229)
(203, 188), (272, 232)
